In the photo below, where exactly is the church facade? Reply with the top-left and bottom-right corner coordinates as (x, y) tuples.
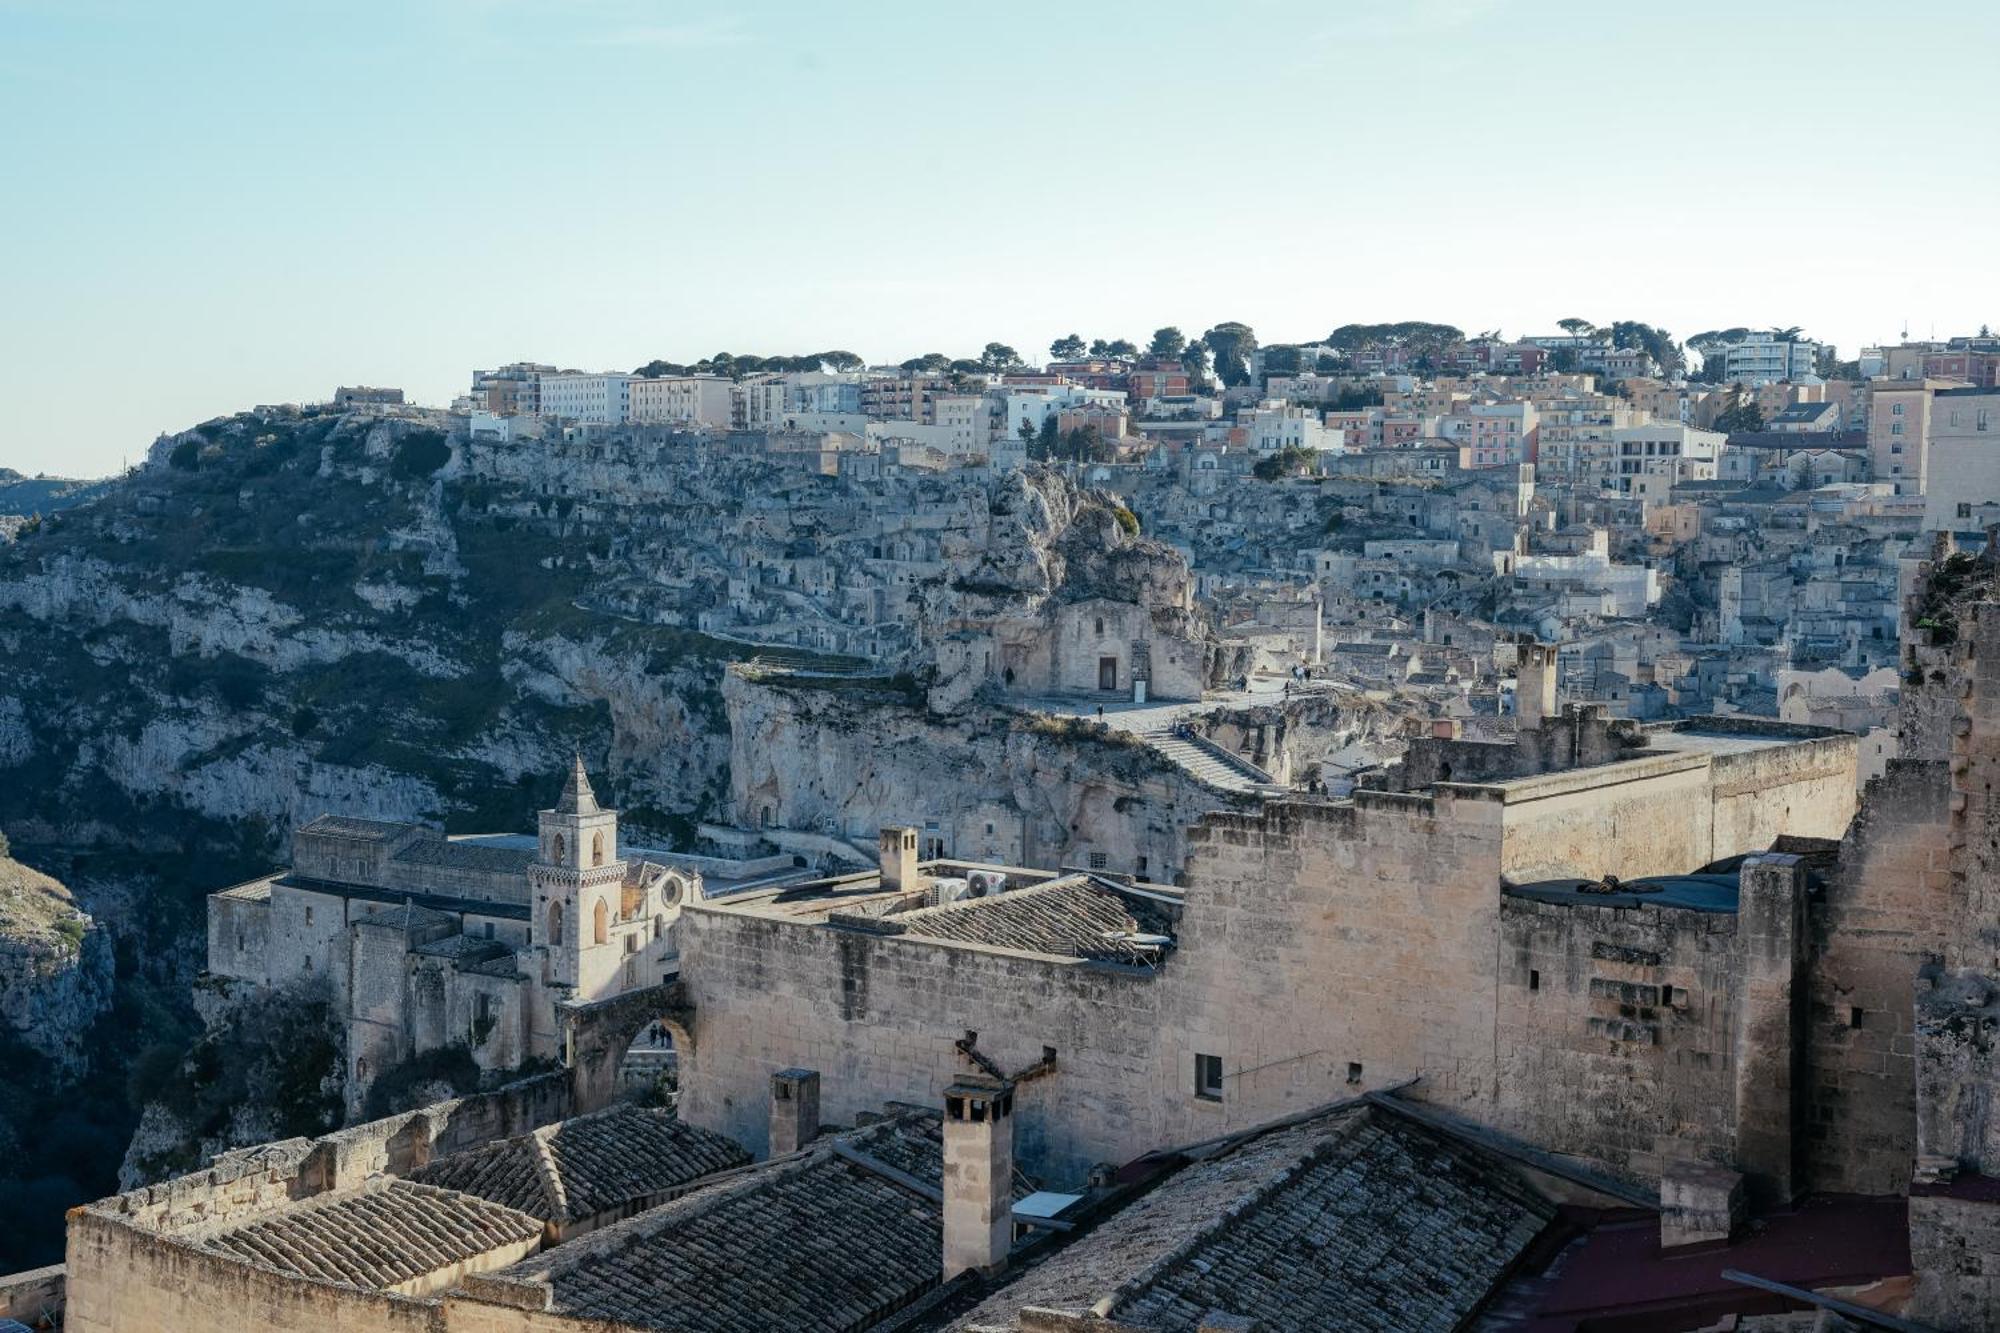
(206, 759), (692, 1112)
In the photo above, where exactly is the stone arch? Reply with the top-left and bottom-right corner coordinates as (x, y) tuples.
(554, 832), (567, 864)
(592, 830), (606, 866)
(560, 981), (695, 1113)
(593, 897), (609, 946)
(548, 899), (564, 946)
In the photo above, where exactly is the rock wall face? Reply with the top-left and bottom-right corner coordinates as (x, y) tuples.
(723, 669), (1241, 880)
(0, 853), (111, 1076)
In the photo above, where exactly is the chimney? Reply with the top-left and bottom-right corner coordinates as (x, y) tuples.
(1733, 853), (1808, 1209)
(942, 1078), (1014, 1280)
(769, 1068), (820, 1157)
(1515, 638), (1559, 731)
(880, 825), (921, 893)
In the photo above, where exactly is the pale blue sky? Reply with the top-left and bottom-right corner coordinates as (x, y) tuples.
(3, 0), (1994, 476)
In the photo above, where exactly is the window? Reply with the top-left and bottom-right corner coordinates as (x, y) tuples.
(593, 898), (609, 945)
(1195, 1053), (1224, 1101)
(547, 900), (564, 946)
(1960, 503), (1973, 520)
(1088, 852), (1108, 870)
(1528, 969), (1540, 992)
(1346, 1061), (1364, 1085)
(1891, 423), (1903, 436)
(1893, 402), (1905, 415)
(592, 831), (606, 867)
(553, 833), (566, 863)
(483, 921), (495, 940)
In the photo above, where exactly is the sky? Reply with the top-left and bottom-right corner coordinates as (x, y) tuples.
(2, 0), (1996, 478)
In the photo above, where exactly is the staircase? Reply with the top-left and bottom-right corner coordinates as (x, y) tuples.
(1136, 723), (1289, 798)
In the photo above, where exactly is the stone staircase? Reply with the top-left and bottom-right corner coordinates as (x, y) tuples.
(1137, 724), (1289, 798)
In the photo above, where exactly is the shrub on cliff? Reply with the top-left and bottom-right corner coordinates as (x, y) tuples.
(391, 429), (452, 479)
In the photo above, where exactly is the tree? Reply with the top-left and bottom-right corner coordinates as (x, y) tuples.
(979, 342), (1022, 372)
(1556, 318), (1597, 337)
(1262, 346), (1304, 377)
(1202, 322), (1258, 387)
(1253, 445), (1316, 480)
(816, 350), (864, 372)
(1181, 341), (1212, 386)
(1088, 339), (1110, 358)
(1105, 339), (1138, 360)
(1714, 391), (1765, 435)
(1148, 326), (1186, 359)
(1036, 416), (1059, 460)
(1049, 334), (1086, 361)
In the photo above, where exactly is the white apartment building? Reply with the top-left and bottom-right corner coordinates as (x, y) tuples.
(997, 384), (1127, 439)
(537, 372), (631, 424)
(1606, 423), (1724, 500)
(1245, 402), (1344, 455)
(932, 393), (997, 457)
(1441, 401), (1537, 468)
(1712, 336), (1825, 386)
(628, 374), (733, 428)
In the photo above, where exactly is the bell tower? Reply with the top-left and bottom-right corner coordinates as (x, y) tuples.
(530, 755), (626, 995)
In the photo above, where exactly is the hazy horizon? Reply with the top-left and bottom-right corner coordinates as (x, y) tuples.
(5, 0), (1996, 477)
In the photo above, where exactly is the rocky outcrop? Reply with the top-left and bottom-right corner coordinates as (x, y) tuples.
(724, 669), (1245, 880)
(0, 851), (112, 1076)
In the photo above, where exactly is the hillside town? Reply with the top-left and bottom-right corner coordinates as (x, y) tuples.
(9, 319), (2000, 1333)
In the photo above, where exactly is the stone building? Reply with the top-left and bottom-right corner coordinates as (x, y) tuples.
(206, 760), (694, 1111)
(675, 712), (1858, 1189)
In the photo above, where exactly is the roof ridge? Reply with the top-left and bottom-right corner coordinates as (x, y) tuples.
(1091, 1120), (1368, 1319)
(528, 1125), (570, 1222)
(891, 875), (1092, 921)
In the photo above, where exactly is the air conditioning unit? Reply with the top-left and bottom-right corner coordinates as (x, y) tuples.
(967, 870), (1007, 898)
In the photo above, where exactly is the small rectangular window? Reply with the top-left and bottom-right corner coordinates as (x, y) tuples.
(1088, 852), (1108, 870)
(1850, 1006), (1866, 1030)
(1528, 969), (1540, 992)
(1195, 1053), (1224, 1101)
(1346, 1062), (1364, 1086)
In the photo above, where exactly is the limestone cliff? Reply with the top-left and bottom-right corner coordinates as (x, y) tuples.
(724, 668), (1247, 880)
(0, 849), (111, 1076)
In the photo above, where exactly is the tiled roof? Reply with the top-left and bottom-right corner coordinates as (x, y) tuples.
(411, 1104), (750, 1225)
(960, 1102), (1556, 1333)
(201, 1179), (540, 1290)
(890, 878), (1174, 962)
(393, 838), (535, 873)
(843, 1114), (1038, 1202)
(534, 1117), (954, 1331)
(298, 814), (411, 841)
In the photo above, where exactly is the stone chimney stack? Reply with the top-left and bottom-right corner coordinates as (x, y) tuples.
(1733, 853), (1808, 1209)
(769, 1068), (820, 1157)
(942, 1078), (1014, 1280)
(1515, 638), (1559, 731)
(880, 825), (921, 893)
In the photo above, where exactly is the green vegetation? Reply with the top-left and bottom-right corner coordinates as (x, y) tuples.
(362, 1044), (482, 1121)
(391, 429), (452, 479)
(1253, 446), (1317, 481)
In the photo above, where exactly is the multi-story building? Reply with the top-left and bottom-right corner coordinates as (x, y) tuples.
(537, 372), (631, 425)
(1606, 423), (1724, 501)
(1711, 335), (1825, 386)
(859, 373), (952, 423)
(462, 362), (555, 416)
(628, 374), (733, 428)
(1441, 401), (1538, 468)
(1245, 402), (1342, 455)
(1921, 386), (2000, 532)
(1869, 377), (1956, 496)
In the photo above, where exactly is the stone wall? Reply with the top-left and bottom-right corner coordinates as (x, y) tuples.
(0, 1264), (64, 1327)
(62, 1074), (569, 1333)
(681, 737), (1848, 1192)
(1804, 759), (1952, 1194)
(64, 1211), (444, 1333)
(1494, 897), (1743, 1182)
(1911, 1192), (2000, 1333)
